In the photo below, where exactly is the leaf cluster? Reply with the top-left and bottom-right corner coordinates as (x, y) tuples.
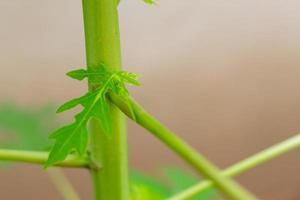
(46, 65), (140, 167)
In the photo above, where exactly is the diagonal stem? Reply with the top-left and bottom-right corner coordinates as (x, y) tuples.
(168, 134), (300, 200)
(110, 94), (257, 200)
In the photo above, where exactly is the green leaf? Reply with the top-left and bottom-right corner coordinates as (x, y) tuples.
(0, 103), (57, 151)
(163, 167), (216, 200)
(95, 95), (112, 134)
(130, 171), (170, 200)
(131, 184), (164, 200)
(56, 92), (96, 113)
(67, 69), (88, 80)
(47, 66), (140, 167)
(164, 167), (198, 191)
(143, 0), (155, 5)
(118, 71), (141, 86)
(47, 90), (107, 166)
(67, 68), (108, 82)
(45, 113), (88, 167)
(130, 168), (217, 200)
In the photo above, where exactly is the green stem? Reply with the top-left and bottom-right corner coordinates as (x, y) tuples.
(110, 94), (257, 200)
(82, 0), (129, 200)
(0, 149), (88, 168)
(47, 168), (81, 200)
(168, 134), (300, 200)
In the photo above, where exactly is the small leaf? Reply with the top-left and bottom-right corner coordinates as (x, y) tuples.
(47, 73), (113, 166)
(119, 71), (141, 86)
(57, 98), (83, 113)
(46, 113), (88, 167)
(143, 0), (155, 5)
(67, 69), (88, 80)
(56, 92), (96, 113)
(47, 67), (140, 166)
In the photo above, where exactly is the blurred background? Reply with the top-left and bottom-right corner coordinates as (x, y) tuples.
(0, 0), (299, 199)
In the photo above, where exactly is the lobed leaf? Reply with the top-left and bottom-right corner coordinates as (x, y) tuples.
(47, 91), (106, 166)
(56, 92), (97, 113)
(47, 66), (140, 167)
(46, 115), (88, 167)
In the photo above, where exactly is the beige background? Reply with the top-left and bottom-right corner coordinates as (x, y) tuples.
(0, 0), (300, 199)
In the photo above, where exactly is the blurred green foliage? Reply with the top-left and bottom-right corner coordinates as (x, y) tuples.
(0, 103), (216, 199)
(0, 103), (57, 150)
(130, 168), (216, 200)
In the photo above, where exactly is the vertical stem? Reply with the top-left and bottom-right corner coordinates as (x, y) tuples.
(82, 0), (129, 200)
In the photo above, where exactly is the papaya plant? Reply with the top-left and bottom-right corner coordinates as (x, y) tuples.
(0, 0), (299, 200)
(0, 103), (216, 200)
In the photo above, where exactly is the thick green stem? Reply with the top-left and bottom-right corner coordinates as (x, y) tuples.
(110, 94), (257, 200)
(168, 134), (300, 200)
(0, 149), (88, 168)
(82, 0), (129, 200)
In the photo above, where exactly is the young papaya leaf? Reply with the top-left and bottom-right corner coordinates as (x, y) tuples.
(118, 71), (141, 86)
(67, 67), (108, 83)
(45, 114), (88, 167)
(47, 90), (107, 166)
(56, 91), (97, 113)
(66, 69), (88, 80)
(47, 65), (140, 167)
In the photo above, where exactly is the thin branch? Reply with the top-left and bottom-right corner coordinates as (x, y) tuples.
(0, 149), (89, 168)
(110, 94), (257, 200)
(47, 168), (81, 200)
(168, 134), (300, 200)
